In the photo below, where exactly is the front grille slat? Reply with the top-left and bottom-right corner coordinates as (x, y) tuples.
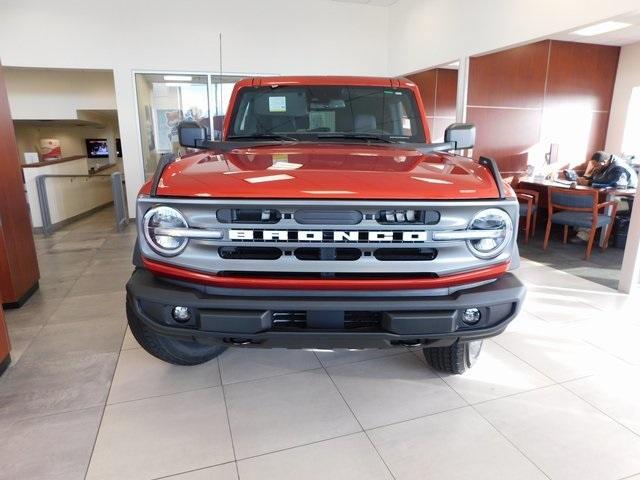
(138, 197), (518, 278)
(213, 207), (441, 273)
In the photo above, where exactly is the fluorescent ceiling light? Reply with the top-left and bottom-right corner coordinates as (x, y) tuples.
(163, 75), (193, 82)
(571, 21), (632, 36)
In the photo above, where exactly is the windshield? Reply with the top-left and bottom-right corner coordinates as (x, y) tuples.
(228, 85), (426, 143)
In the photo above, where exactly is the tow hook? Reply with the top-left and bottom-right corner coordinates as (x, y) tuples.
(224, 338), (254, 346)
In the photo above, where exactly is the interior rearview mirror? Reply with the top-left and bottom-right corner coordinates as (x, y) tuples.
(178, 121), (208, 148)
(444, 123), (475, 150)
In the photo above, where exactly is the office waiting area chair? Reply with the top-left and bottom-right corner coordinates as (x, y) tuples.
(515, 188), (539, 243)
(543, 187), (617, 259)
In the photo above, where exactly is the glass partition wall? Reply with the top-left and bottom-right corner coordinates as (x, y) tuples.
(135, 73), (246, 180)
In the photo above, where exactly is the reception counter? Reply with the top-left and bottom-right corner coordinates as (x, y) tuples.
(22, 156), (121, 231)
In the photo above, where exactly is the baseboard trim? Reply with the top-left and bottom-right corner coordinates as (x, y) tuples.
(2, 281), (40, 309)
(0, 354), (11, 377)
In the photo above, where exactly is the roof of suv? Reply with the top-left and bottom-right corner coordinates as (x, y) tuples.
(234, 76), (417, 89)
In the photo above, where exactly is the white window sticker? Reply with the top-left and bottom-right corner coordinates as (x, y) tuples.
(269, 96), (287, 112)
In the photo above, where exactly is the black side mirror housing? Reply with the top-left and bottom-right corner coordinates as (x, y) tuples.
(444, 123), (475, 149)
(178, 121), (208, 148)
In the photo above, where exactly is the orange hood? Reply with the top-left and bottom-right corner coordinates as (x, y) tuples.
(146, 144), (501, 200)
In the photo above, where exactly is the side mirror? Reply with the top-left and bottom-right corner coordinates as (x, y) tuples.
(444, 123), (475, 149)
(178, 120), (208, 148)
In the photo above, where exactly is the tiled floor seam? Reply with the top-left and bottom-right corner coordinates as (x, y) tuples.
(425, 344), (553, 480)
(0, 403), (104, 432)
(469, 402), (552, 479)
(94, 351), (398, 410)
(313, 351), (397, 480)
(217, 356), (241, 479)
(151, 461), (239, 480)
(489, 338), (640, 440)
(221, 365), (325, 387)
(106, 382), (222, 407)
(556, 381), (640, 440)
(40, 243), (100, 330)
(490, 334), (573, 382)
(581, 338), (637, 366)
(6, 324), (45, 371)
(84, 346), (123, 479)
(234, 430), (368, 463)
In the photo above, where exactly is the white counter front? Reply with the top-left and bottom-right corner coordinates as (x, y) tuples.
(22, 157), (120, 229)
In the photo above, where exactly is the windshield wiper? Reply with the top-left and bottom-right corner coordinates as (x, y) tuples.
(227, 134), (298, 142)
(316, 133), (395, 143)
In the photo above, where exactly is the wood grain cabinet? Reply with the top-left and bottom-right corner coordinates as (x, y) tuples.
(0, 60), (40, 308)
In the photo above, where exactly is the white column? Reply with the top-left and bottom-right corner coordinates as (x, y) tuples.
(455, 56), (469, 124)
(619, 188), (640, 293)
(113, 67), (146, 219)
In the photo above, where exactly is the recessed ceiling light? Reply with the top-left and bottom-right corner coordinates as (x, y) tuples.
(571, 21), (632, 37)
(163, 75), (193, 82)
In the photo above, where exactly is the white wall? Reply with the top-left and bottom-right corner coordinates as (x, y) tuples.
(606, 41), (640, 156)
(0, 0), (389, 216)
(3, 68), (116, 119)
(387, 0), (640, 74)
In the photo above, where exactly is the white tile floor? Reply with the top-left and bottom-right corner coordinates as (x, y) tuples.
(1, 207), (640, 479)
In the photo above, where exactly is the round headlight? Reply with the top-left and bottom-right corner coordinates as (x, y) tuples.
(143, 206), (188, 256)
(466, 208), (513, 259)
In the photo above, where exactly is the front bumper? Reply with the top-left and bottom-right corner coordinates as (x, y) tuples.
(126, 269), (526, 350)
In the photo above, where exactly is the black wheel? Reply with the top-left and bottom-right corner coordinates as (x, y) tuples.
(423, 340), (483, 374)
(126, 302), (226, 366)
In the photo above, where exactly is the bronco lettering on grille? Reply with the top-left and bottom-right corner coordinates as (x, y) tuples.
(229, 230), (427, 242)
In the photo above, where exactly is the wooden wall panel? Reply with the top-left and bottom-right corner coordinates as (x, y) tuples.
(468, 41), (549, 109)
(586, 111), (611, 162)
(434, 68), (458, 118)
(546, 41), (620, 112)
(407, 69), (436, 115)
(466, 40), (619, 175)
(0, 60), (40, 306)
(407, 68), (457, 142)
(467, 107), (541, 174)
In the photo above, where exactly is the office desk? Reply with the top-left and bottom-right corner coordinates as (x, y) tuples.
(516, 177), (636, 247)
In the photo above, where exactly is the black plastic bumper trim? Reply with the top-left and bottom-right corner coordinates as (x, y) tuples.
(126, 268), (525, 349)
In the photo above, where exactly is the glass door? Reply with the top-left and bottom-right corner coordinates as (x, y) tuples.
(135, 73), (210, 180)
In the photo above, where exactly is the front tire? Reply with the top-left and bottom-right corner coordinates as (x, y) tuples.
(126, 302), (227, 365)
(423, 340), (483, 374)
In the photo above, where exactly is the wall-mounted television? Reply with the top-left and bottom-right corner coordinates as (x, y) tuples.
(85, 138), (109, 158)
(116, 138), (122, 158)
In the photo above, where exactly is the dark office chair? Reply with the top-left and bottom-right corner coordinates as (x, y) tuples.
(543, 187), (617, 259)
(515, 188), (539, 243)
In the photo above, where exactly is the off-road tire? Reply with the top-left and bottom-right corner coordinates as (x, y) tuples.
(423, 340), (483, 374)
(126, 302), (227, 365)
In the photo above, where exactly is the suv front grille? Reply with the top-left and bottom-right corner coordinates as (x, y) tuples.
(137, 198), (518, 279)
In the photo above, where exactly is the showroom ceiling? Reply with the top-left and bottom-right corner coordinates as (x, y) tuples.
(551, 13), (640, 46)
(330, 0), (399, 6)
